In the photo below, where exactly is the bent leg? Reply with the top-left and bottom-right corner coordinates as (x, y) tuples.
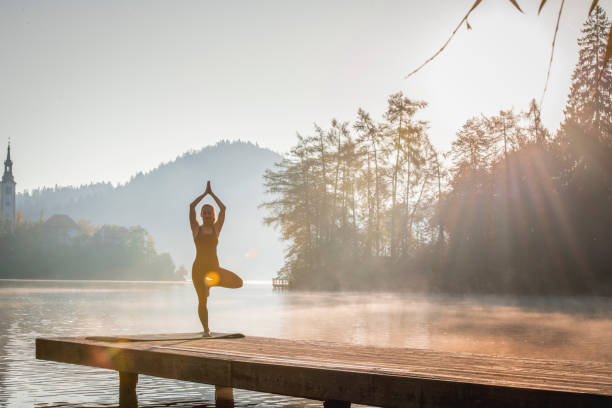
(216, 267), (243, 289)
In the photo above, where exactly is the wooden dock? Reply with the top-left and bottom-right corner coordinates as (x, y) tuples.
(36, 334), (612, 407)
(272, 278), (290, 288)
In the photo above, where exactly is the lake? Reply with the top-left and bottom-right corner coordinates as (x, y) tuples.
(1, 279), (611, 407)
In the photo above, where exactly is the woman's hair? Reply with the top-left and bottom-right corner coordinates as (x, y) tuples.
(200, 203), (217, 223)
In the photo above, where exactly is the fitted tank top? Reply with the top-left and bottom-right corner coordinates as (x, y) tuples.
(193, 228), (219, 267)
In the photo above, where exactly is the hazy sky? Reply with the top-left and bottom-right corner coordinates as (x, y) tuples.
(1, 0), (610, 192)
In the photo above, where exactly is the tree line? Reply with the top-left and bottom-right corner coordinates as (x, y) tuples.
(0, 217), (182, 281)
(261, 7), (612, 294)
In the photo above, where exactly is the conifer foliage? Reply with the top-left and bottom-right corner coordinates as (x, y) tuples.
(564, 5), (612, 142)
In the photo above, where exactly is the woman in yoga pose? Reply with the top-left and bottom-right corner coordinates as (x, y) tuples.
(189, 181), (243, 336)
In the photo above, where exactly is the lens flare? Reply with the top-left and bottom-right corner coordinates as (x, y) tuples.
(205, 271), (220, 287)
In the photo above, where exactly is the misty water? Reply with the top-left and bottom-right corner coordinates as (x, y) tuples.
(1, 280), (611, 407)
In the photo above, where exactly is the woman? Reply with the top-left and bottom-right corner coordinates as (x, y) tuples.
(189, 180), (243, 336)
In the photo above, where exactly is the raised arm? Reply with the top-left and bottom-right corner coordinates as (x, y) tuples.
(189, 191), (207, 237)
(209, 188), (226, 235)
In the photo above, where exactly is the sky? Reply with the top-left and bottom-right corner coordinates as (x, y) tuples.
(1, 0), (611, 193)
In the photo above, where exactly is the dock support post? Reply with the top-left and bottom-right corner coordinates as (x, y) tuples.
(119, 371), (138, 408)
(323, 400), (351, 408)
(215, 385), (234, 407)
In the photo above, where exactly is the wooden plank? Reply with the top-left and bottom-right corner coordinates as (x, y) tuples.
(36, 335), (612, 408)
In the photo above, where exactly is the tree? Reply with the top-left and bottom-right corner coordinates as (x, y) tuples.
(261, 136), (321, 287)
(176, 265), (188, 281)
(525, 99), (549, 145)
(563, 6), (612, 143)
(383, 92), (427, 258)
(354, 109), (385, 256)
(451, 117), (494, 171)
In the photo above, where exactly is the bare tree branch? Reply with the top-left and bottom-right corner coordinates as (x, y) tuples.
(540, 0), (565, 109)
(404, 0), (483, 79)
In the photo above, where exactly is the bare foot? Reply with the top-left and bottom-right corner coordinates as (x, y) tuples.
(203, 330), (212, 337)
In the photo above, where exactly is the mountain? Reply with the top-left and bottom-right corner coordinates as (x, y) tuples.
(17, 140), (285, 281)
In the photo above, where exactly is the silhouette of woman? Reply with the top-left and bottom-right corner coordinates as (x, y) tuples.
(190, 181), (243, 336)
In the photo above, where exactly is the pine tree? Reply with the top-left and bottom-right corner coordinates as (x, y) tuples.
(261, 137), (317, 286)
(451, 117), (494, 171)
(354, 109), (385, 256)
(525, 99), (549, 145)
(483, 109), (523, 161)
(383, 92), (427, 258)
(563, 6), (612, 143)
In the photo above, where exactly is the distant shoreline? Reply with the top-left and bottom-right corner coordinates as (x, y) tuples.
(0, 278), (273, 285)
(1, 278), (611, 298)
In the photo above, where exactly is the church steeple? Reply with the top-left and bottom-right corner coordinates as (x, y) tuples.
(1, 140), (16, 231)
(2, 141), (14, 183)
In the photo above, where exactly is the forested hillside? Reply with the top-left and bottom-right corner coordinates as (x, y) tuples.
(17, 141), (284, 280)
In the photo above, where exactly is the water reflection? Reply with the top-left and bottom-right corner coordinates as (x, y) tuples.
(277, 291), (612, 361)
(0, 279), (611, 407)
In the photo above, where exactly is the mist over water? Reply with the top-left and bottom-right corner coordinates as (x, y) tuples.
(1, 279), (611, 407)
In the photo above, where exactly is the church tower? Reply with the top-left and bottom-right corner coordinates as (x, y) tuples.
(1, 142), (16, 231)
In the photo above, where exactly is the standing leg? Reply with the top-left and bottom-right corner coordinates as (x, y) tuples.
(197, 296), (210, 335)
(119, 371), (138, 408)
(193, 272), (211, 335)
